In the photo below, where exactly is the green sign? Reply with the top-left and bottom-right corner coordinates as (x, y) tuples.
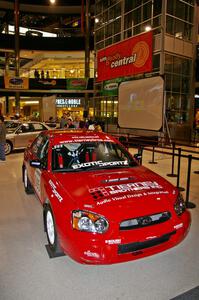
(102, 78), (122, 96)
(67, 78), (88, 90)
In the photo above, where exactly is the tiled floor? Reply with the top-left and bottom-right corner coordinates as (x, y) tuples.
(0, 148), (198, 300)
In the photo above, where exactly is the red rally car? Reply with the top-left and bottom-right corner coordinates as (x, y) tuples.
(22, 129), (191, 264)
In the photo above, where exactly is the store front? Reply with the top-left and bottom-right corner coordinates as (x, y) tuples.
(0, 96), (40, 120)
(56, 97), (86, 120)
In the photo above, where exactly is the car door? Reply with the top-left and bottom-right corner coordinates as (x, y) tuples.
(15, 122), (48, 149)
(14, 123), (34, 148)
(30, 134), (49, 200)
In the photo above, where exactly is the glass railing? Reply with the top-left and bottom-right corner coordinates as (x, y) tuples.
(1, 68), (94, 79)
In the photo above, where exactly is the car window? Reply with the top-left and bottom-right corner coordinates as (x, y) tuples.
(5, 121), (21, 129)
(52, 141), (137, 172)
(32, 123), (48, 131)
(32, 135), (48, 157)
(17, 123), (31, 133)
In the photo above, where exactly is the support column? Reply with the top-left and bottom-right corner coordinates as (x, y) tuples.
(84, 0), (90, 117)
(5, 96), (9, 115)
(14, 0), (20, 115)
(5, 23), (10, 75)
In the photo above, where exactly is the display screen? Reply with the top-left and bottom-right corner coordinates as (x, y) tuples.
(118, 76), (164, 131)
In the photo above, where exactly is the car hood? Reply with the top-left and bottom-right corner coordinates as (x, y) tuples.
(52, 166), (177, 219)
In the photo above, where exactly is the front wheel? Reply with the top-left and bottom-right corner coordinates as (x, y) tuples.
(5, 141), (13, 155)
(23, 166), (34, 194)
(44, 205), (63, 255)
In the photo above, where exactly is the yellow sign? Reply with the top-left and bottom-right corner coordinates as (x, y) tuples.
(4, 76), (29, 89)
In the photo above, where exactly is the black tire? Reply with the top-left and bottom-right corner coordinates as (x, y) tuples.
(44, 204), (63, 255)
(23, 166), (34, 194)
(5, 140), (13, 155)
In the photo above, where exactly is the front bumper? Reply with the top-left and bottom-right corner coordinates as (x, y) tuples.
(63, 210), (191, 264)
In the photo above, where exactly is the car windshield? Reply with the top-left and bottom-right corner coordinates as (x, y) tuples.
(5, 121), (21, 131)
(52, 141), (137, 172)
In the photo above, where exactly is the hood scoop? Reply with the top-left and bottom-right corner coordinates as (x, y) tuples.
(101, 176), (135, 184)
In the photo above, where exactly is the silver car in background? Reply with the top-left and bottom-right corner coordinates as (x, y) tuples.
(5, 121), (50, 155)
(5, 120), (21, 131)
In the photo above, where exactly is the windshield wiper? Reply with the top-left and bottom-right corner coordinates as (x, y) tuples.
(53, 168), (81, 173)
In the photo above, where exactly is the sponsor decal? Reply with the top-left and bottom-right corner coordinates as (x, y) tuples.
(105, 239), (121, 245)
(95, 190), (169, 206)
(90, 181), (163, 199)
(88, 181), (169, 206)
(49, 180), (63, 203)
(57, 135), (114, 144)
(97, 31), (152, 81)
(72, 160), (128, 170)
(174, 223), (183, 230)
(84, 250), (100, 258)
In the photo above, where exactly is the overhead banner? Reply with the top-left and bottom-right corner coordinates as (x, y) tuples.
(97, 31), (153, 82)
(67, 78), (88, 90)
(4, 76), (29, 89)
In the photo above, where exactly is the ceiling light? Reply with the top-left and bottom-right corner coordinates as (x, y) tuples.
(145, 25), (152, 32)
(72, 21), (79, 27)
(49, 0), (56, 4)
(95, 18), (99, 24)
(23, 101), (39, 105)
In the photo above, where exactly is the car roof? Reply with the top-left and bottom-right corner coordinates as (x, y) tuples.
(46, 129), (117, 145)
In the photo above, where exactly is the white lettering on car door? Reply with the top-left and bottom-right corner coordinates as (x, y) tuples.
(35, 169), (41, 198)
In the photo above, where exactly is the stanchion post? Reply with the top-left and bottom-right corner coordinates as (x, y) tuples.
(167, 142), (177, 177)
(149, 146), (158, 164)
(185, 155), (196, 209)
(176, 148), (185, 191)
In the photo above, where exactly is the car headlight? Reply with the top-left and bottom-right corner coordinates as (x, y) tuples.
(72, 210), (109, 233)
(174, 194), (186, 216)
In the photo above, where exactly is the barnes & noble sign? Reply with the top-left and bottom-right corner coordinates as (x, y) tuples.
(56, 98), (82, 108)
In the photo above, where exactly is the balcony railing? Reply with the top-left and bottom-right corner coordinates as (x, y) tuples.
(0, 67), (94, 79)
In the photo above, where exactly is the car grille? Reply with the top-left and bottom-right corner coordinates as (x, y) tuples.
(120, 211), (171, 230)
(118, 230), (176, 254)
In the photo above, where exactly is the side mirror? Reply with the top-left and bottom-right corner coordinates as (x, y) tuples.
(134, 151), (142, 165)
(30, 160), (42, 168)
(134, 153), (141, 160)
(16, 129), (22, 134)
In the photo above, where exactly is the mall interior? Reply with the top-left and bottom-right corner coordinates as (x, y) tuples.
(0, 1), (199, 300)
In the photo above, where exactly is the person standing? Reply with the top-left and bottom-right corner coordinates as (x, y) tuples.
(64, 118), (75, 129)
(0, 115), (6, 162)
(34, 69), (40, 79)
(60, 112), (67, 128)
(41, 70), (45, 80)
